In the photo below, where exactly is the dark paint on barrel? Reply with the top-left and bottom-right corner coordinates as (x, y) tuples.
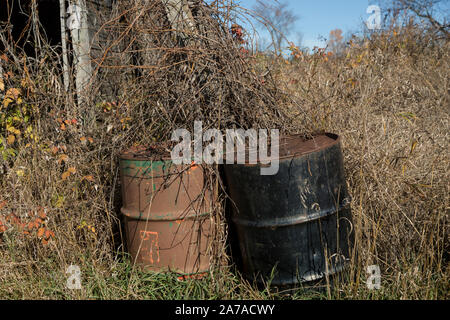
(223, 133), (354, 286)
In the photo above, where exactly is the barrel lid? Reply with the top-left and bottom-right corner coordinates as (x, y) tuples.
(222, 132), (340, 163)
(120, 133), (340, 162)
(277, 133), (340, 160)
(120, 142), (176, 161)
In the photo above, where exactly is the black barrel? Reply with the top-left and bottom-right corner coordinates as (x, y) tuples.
(223, 133), (354, 286)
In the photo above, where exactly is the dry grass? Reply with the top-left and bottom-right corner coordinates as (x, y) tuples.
(278, 23), (449, 299)
(0, 2), (448, 299)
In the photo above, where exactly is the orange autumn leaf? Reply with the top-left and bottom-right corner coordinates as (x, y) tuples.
(61, 171), (70, 180)
(0, 221), (7, 233)
(6, 213), (20, 224)
(42, 238), (49, 245)
(67, 167), (76, 174)
(38, 208), (47, 219)
(44, 229), (55, 239)
(51, 146), (59, 154)
(82, 175), (94, 182)
(0, 200), (7, 210)
(60, 123), (66, 131)
(37, 227), (45, 238)
(80, 136), (87, 142)
(58, 154), (68, 164)
(27, 221), (34, 230)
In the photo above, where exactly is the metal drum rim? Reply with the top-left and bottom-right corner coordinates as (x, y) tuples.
(232, 202), (351, 228)
(121, 207), (212, 221)
(277, 132), (340, 161)
(221, 133), (341, 164)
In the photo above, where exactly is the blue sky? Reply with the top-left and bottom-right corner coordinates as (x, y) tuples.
(237, 0), (375, 49)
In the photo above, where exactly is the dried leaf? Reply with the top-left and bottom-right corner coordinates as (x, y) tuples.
(42, 238), (49, 245)
(7, 134), (15, 145)
(58, 154), (68, 164)
(3, 97), (13, 108)
(87, 137), (93, 143)
(44, 229), (55, 239)
(37, 227), (45, 238)
(60, 123), (66, 131)
(67, 167), (76, 174)
(51, 146), (59, 154)
(0, 221), (7, 233)
(6, 213), (20, 225)
(7, 126), (21, 135)
(5, 88), (20, 100)
(0, 79), (4, 92)
(411, 141), (417, 153)
(0, 200), (7, 210)
(61, 171), (70, 180)
(82, 175), (94, 182)
(38, 208), (47, 219)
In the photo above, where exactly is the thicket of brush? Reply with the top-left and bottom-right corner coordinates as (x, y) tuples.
(0, 1), (448, 299)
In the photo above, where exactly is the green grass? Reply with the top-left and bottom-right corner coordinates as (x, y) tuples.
(1, 230), (448, 300)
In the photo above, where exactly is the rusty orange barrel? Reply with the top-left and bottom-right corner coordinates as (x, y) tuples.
(120, 146), (212, 276)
